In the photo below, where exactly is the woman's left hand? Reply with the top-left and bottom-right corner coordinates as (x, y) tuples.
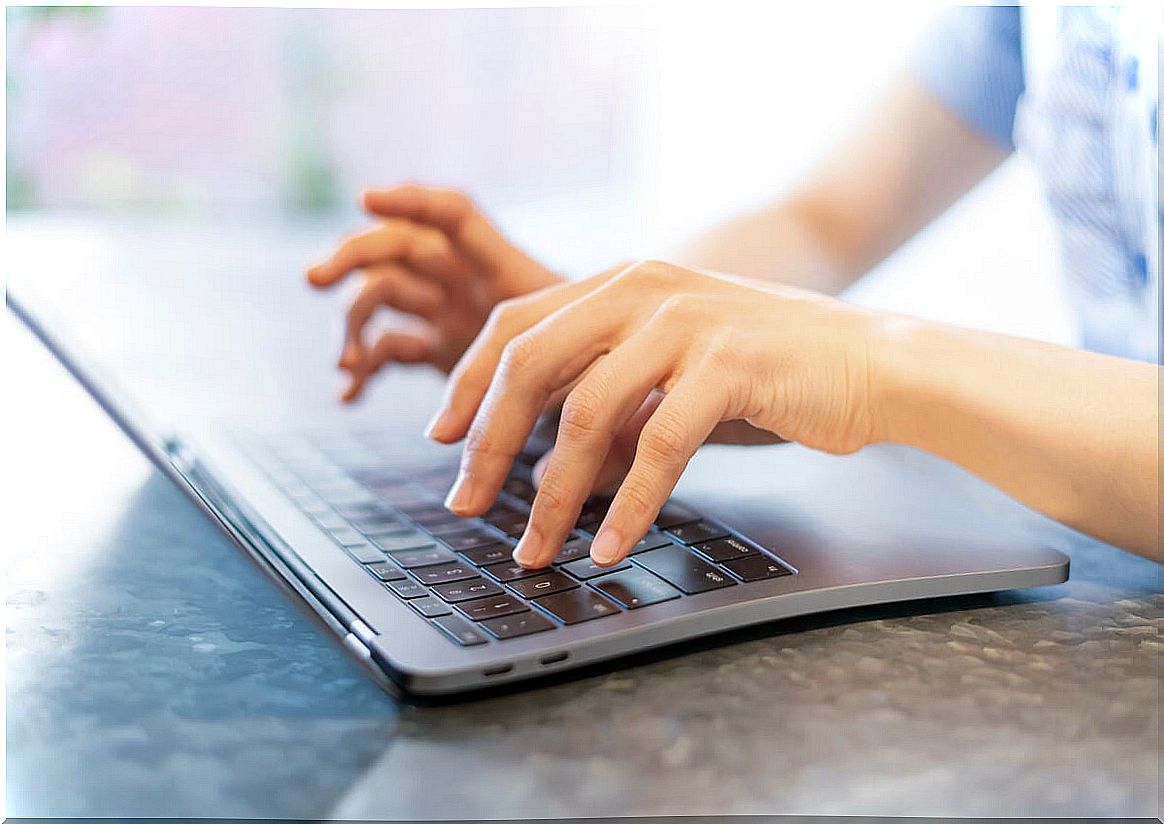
(426, 260), (885, 568)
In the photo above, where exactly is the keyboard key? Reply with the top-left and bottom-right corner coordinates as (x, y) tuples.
(386, 578), (427, 599)
(633, 544), (737, 594)
(666, 520), (729, 545)
(432, 578), (504, 603)
(535, 588), (621, 625)
(345, 543), (386, 564)
(410, 596), (453, 618)
(366, 561), (405, 581)
(412, 562), (478, 585)
(480, 611), (556, 640)
(591, 567), (683, 609)
(440, 526), (506, 552)
(628, 531), (676, 555)
(506, 570), (579, 599)
(654, 501), (700, 529)
(721, 554), (792, 582)
(312, 513), (349, 531)
(575, 497), (612, 528)
(431, 614), (489, 646)
(427, 519), (484, 538)
(389, 546), (458, 568)
(372, 531), (438, 553)
(560, 556), (631, 580)
(482, 504), (528, 532)
(552, 536), (593, 565)
(457, 593), (530, 621)
(503, 476), (536, 502)
(335, 502), (396, 520)
(482, 560), (547, 582)
(458, 542), (514, 567)
(692, 535), (760, 563)
(352, 515), (409, 534)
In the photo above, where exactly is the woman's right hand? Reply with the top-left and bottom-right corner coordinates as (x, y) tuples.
(307, 185), (562, 401)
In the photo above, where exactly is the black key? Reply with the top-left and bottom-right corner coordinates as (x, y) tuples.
(366, 561), (405, 581)
(431, 614), (489, 646)
(412, 562), (478, 585)
(351, 514), (407, 532)
(456, 593), (530, 621)
(721, 554), (792, 582)
(389, 546), (458, 569)
(503, 476), (536, 502)
(312, 513), (349, 531)
(666, 520), (729, 545)
(506, 570), (579, 599)
(633, 544), (737, 594)
(654, 501), (699, 530)
(335, 501), (396, 520)
(440, 527), (506, 552)
(552, 536), (592, 565)
(481, 502), (528, 535)
(482, 560), (547, 582)
(410, 596), (453, 618)
(372, 531), (438, 553)
(575, 497), (612, 528)
(410, 510), (464, 530)
(360, 522), (413, 539)
(560, 556), (631, 580)
(386, 578), (426, 599)
(483, 508), (530, 536)
(345, 543), (386, 564)
(458, 542), (514, 567)
(628, 531), (676, 555)
(535, 588), (621, 625)
(431, 578), (504, 603)
(428, 519), (485, 538)
(591, 567), (683, 609)
(330, 528), (370, 547)
(480, 611), (556, 640)
(692, 535), (759, 563)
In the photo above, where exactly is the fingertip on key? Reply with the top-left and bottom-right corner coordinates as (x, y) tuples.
(589, 527), (623, 566)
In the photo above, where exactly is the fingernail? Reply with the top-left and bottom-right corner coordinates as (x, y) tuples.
(590, 527), (623, 566)
(424, 408), (452, 441)
(512, 525), (544, 568)
(443, 471), (476, 514)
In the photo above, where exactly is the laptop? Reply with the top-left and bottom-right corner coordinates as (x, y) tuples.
(7, 228), (1069, 697)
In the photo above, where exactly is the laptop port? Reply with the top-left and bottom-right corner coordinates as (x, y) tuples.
(483, 664), (513, 677)
(539, 651), (569, 666)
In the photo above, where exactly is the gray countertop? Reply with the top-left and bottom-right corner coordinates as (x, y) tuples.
(6, 217), (1161, 818)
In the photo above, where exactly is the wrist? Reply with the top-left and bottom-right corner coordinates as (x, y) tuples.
(865, 313), (944, 447)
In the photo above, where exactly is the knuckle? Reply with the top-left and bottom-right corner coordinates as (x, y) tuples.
(532, 480), (571, 516)
(559, 385), (607, 438)
(615, 481), (657, 522)
(639, 415), (688, 464)
(498, 331), (539, 375)
(462, 426), (507, 462)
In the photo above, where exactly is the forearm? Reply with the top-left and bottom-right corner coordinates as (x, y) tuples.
(674, 196), (863, 295)
(871, 317), (1160, 559)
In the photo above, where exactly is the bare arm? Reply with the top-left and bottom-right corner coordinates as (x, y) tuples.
(871, 317), (1160, 561)
(676, 75), (1010, 294)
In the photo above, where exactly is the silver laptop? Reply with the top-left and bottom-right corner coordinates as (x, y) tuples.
(7, 244), (1068, 698)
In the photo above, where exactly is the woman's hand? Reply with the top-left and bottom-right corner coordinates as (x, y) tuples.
(426, 260), (882, 568)
(306, 185), (562, 401)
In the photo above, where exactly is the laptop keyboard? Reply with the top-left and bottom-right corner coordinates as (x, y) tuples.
(246, 431), (794, 647)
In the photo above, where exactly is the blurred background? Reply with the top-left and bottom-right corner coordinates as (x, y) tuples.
(6, 3), (1072, 342)
(7, 5), (936, 248)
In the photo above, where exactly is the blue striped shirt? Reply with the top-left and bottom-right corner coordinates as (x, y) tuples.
(914, 6), (1160, 364)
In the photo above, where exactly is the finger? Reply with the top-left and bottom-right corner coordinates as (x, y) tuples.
(425, 264), (632, 444)
(512, 331), (680, 568)
(589, 374), (727, 565)
(361, 185), (507, 272)
(344, 264), (443, 360)
(307, 224), (416, 288)
(440, 301), (614, 518)
(341, 329), (433, 403)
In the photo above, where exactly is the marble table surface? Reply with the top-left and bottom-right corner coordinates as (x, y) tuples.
(6, 217), (1161, 819)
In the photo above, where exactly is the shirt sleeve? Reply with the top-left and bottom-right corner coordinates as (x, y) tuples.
(911, 5), (1025, 150)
